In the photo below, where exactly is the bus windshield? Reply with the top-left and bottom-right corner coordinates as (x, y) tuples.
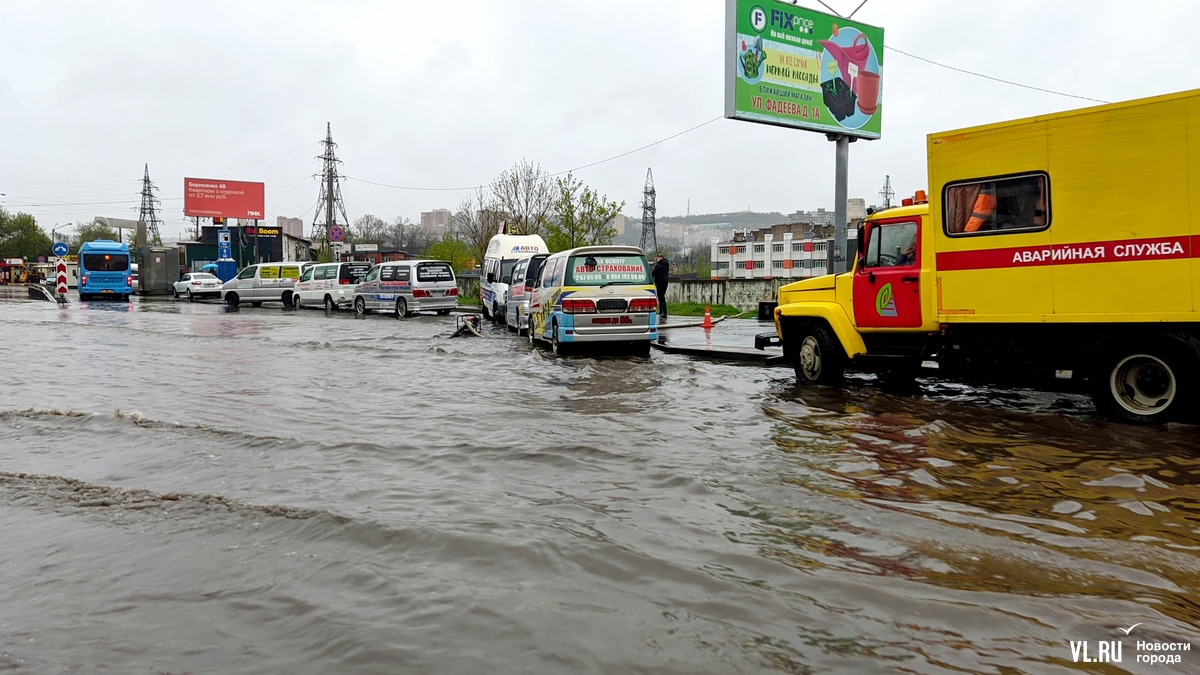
(82, 253), (129, 272)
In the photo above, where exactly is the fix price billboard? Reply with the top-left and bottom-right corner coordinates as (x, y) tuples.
(725, 0), (884, 139)
(184, 178), (266, 220)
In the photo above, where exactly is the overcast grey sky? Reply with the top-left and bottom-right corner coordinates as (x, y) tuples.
(2, 0), (1198, 240)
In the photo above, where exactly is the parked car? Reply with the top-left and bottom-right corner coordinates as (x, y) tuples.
(505, 253), (549, 335)
(173, 272), (222, 301)
(527, 245), (658, 356)
(293, 261), (372, 311)
(221, 262), (303, 307)
(352, 259), (458, 317)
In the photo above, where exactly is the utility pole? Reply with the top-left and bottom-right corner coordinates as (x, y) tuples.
(138, 163), (164, 246)
(310, 123), (351, 261)
(639, 168), (657, 256)
(827, 134), (855, 273)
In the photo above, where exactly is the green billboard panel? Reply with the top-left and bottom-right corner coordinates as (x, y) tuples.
(724, 0), (884, 139)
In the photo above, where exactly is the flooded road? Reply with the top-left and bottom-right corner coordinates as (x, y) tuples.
(1, 297), (1197, 674)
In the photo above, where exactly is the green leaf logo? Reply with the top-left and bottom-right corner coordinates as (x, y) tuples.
(876, 283), (898, 317)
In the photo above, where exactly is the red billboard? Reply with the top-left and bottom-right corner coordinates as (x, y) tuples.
(184, 178), (265, 220)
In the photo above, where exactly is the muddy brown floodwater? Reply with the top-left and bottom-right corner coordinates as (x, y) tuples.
(1, 297), (1197, 674)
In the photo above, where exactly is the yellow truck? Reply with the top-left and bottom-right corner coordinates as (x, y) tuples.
(760, 88), (1200, 424)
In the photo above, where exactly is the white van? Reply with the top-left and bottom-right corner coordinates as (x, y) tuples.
(293, 261), (372, 311)
(221, 262), (303, 307)
(480, 233), (549, 323)
(352, 259), (458, 317)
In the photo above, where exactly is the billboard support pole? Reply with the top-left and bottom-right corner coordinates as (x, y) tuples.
(829, 133), (852, 274)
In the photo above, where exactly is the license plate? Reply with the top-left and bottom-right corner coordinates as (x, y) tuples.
(432, 290), (444, 296)
(101, 289), (113, 293)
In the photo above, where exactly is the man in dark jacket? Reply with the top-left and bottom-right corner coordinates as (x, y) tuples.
(652, 254), (670, 319)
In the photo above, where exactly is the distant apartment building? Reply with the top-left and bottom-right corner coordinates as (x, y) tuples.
(847, 198), (866, 221)
(710, 222), (858, 280)
(420, 208), (452, 237)
(610, 214), (626, 239)
(277, 216), (306, 239)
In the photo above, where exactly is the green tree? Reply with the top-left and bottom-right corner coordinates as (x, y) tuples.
(0, 208), (52, 260)
(427, 234), (473, 273)
(72, 221), (118, 250)
(545, 173), (624, 252)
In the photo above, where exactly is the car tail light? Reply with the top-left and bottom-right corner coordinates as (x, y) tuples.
(628, 297), (657, 313)
(447, 287), (458, 296)
(413, 289), (431, 298)
(339, 278), (351, 284)
(561, 298), (596, 314)
(191, 281), (202, 285)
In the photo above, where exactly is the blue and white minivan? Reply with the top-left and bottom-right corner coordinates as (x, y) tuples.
(527, 245), (658, 356)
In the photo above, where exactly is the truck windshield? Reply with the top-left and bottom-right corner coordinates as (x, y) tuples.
(566, 254), (649, 286)
(82, 253), (129, 272)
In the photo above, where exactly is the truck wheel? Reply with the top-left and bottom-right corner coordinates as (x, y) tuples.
(793, 323), (845, 386)
(1091, 345), (1190, 424)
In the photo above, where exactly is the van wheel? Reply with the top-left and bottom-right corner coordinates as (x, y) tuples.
(324, 295), (336, 312)
(294, 295), (304, 310)
(226, 292), (239, 307)
(354, 297), (367, 316)
(527, 322), (537, 348)
(551, 320), (572, 356)
(793, 323), (845, 385)
(395, 298), (408, 318)
(1090, 342), (1190, 424)
(493, 304), (503, 324)
(283, 293), (294, 309)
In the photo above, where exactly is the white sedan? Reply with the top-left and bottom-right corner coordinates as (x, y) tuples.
(173, 272), (223, 301)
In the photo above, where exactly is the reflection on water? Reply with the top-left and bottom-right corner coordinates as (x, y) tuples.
(0, 300), (1197, 673)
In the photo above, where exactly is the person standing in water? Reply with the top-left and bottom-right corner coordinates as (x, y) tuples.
(652, 254), (670, 319)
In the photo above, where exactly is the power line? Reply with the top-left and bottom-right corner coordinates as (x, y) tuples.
(345, 115), (723, 192)
(885, 46), (1110, 104)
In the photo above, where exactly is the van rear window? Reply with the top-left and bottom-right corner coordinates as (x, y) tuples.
(417, 263), (454, 282)
(341, 263), (371, 281)
(566, 254), (649, 286)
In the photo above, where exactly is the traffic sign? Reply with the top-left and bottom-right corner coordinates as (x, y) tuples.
(329, 225), (345, 242)
(56, 260), (68, 296)
(38, 256), (46, 262)
(52, 242), (69, 257)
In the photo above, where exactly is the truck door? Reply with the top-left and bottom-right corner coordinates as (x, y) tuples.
(854, 218), (923, 328)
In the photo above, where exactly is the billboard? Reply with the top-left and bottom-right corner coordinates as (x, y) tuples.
(725, 0), (884, 139)
(184, 178), (265, 219)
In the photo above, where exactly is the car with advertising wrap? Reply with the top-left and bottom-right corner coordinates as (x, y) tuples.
(481, 233), (549, 324)
(293, 261), (372, 311)
(527, 245), (658, 356)
(352, 259), (458, 317)
(505, 253), (549, 335)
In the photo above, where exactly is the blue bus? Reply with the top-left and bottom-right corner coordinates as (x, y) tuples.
(79, 239), (133, 301)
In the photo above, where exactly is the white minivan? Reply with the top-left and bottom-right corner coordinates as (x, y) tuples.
(352, 259), (458, 317)
(221, 262), (303, 307)
(480, 233), (549, 324)
(293, 261), (372, 311)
